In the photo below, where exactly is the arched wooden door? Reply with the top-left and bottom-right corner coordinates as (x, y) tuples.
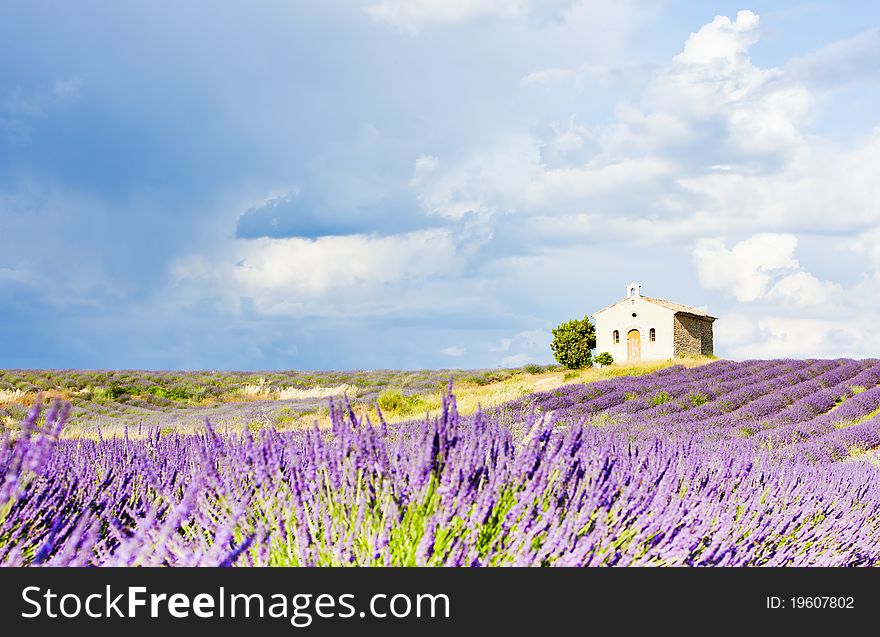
(627, 329), (641, 361)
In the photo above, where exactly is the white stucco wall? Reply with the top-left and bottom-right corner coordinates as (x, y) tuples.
(594, 296), (675, 362)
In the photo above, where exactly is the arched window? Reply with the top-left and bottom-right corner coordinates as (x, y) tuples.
(650, 328), (656, 342)
(613, 330), (620, 344)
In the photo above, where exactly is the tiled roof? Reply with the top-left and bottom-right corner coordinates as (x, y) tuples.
(593, 295), (716, 320)
(641, 296), (716, 320)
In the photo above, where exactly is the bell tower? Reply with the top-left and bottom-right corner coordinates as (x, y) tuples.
(627, 282), (641, 299)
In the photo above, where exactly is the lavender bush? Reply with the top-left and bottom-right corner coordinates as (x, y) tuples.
(3, 359), (880, 566)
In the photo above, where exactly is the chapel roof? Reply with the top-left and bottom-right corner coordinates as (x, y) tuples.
(641, 295), (716, 320)
(593, 294), (716, 320)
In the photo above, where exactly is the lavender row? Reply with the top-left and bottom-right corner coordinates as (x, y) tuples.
(4, 360), (880, 567)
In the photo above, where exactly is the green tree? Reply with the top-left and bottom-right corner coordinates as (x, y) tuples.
(595, 351), (614, 366)
(550, 316), (597, 369)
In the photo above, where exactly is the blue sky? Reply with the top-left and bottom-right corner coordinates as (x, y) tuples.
(2, 1), (880, 370)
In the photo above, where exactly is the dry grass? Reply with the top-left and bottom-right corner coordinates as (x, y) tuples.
(0, 388), (26, 404)
(0, 388), (70, 407)
(275, 385), (358, 401)
(234, 378), (358, 402)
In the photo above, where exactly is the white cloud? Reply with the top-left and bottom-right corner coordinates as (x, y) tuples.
(171, 229), (461, 316)
(693, 233), (841, 306)
(696, 232), (873, 358)
(412, 10), (832, 248)
(411, 154), (440, 184)
(766, 271), (841, 306)
(673, 10), (760, 67)
(740, 317), (835, 359)
(637, 11), (812, 161)
(547, 119), (590, 153)
(403, 10), (880, 361)
(692, 234), (799, 302)
(523, 156), (672, 209)
(722, 315), (872, 360)
(671, 126), (880, 236)
(366, 0), (528, 33)
(413, 135), (541, 219)
(440, 346), (466, 357)
(849, 226), (880, 267)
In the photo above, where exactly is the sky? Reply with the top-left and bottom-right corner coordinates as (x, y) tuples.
(2, 1), (880, 370)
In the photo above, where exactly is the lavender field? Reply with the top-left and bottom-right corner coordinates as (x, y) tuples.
(3, 358), (880, 566)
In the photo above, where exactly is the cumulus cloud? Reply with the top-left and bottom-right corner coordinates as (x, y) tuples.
(720, 314), (873, 360)
(673, 10), (760, 67)
(693, 233), (842, 307)
(636, 11), (812, 162)
(766, 272), (842, 306)
(692, 234), (800, 302)
(171, 229), (462, 317)
(695, 233), (871, 359)
(413, 9), (829, 250)
(440, 346), (466, 357)
(849, 227), (880, 267)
